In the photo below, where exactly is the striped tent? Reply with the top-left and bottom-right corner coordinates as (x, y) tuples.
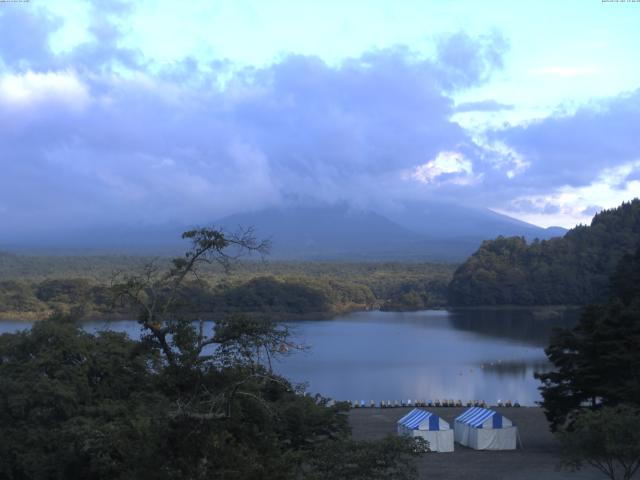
(454, 407), (517, 450)
(397, 408), (454, 452)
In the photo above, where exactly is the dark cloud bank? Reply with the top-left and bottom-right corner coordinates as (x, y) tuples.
(0, 4), (637, 246)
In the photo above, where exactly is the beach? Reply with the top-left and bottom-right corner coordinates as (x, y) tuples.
(349, 407), (604, 480)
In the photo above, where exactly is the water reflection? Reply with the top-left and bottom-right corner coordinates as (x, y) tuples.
(276, 309), (579, 405)
(448, 307), (581, 347)
(480, 360), (552, 378)
(0, 308), (579, 405)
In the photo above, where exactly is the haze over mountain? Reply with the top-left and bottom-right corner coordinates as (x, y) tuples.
(0, 202), (565, 261)
(381, 201), (566, 240)
(216, 203), (566, 261)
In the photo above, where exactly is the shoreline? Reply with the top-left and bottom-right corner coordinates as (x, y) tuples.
(0, 308), (366, 323)
(0, 304), (582, 323)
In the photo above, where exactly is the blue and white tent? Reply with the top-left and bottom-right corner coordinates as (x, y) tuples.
(454, 407), (517, 450)
(397, 408), (454, 452)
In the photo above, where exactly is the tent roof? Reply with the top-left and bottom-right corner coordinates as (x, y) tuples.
(397, 408), (440, 430)
(455, 407), (508, 428)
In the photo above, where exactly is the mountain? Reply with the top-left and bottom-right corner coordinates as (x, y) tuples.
(0, 224), (188, 256)
(217, 204), (478, 261)
(543, 226), (568, 238)
(217, 205), (423, 260)
(216, 203), (565, 261)
(448, 199), (640, 305)
(383, 201), (564, 240)
(0, 202), (567, 261)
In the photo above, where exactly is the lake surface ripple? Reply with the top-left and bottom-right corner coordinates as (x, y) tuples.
(0, 308), (579, 405)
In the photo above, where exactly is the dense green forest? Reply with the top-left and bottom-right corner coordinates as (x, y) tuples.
(0, 254), (454, 320)
(534, 245), (640, 480)
(537, 244), (640, 428)
(0, 229), (421, 479)
(448, 199), (640, 306)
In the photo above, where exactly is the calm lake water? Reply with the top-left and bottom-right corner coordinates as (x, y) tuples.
(0, 308), (579, 405)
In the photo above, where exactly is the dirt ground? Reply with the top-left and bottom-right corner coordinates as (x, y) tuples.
(348, 407), (606, 480)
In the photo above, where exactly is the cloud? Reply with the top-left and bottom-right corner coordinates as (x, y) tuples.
(436, 30), (508, 90)
(490, 89), (640, 189)
(409, 151), (477, 186)
(491, 165), (640, 228)
(627, 167), (640, 184)
(0, 8), (513, 236)
(416, 89), (640, 224)
(509, 198), (560, 215)
(0, 1), (142, 73)
(1, 5), (637, 235)
(454, 99), (514, 113)
(0, 70), (90, 111)
(0, 6), (61, 70)
(581, 205), (602, 216)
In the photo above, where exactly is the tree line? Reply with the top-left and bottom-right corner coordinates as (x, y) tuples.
(0, 260), (454, 320)
(448, 199), (640, 306)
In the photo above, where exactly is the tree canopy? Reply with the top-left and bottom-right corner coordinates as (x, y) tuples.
(448, 199), (640, 306)
(537, 245), (640, 430)
(0, 257), (453, 321)
(0, 228), (421, 480)
(558, 405), (640, 480)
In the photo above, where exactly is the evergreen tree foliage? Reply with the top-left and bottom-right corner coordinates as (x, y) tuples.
(449, 199), (640, 306)
(536, 245), (640, 430)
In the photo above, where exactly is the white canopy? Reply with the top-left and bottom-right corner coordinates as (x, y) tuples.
(454, 407), (517, 450)
(397, 408), (454, 453)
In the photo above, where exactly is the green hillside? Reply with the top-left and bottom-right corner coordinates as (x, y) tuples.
(448, 199), (640, 306)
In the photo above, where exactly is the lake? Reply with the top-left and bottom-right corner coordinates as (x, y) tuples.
(0, 308), (579, 405)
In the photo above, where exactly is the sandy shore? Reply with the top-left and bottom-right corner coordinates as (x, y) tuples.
(349, 407), (605, 480)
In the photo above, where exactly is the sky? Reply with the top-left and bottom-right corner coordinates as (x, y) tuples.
(0, 0), (639, 236)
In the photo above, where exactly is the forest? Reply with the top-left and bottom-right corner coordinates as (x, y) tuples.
(534, 243), (640, 480)
(448, 199), (640, 306)
(0, 229), (423, 479)
(4, 199), (640, 319)
(0, 255), (454, 320)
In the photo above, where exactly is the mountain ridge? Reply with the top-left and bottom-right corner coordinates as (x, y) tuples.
(216, 203), (565, 261)
(0, 202), (567, 261)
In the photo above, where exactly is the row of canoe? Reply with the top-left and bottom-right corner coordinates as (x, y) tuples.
(350, 399), (521, 408)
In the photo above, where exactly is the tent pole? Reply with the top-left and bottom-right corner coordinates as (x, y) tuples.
(516, 428), (524, 449)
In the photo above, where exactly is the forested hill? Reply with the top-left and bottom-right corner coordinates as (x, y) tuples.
(448, 199), (640, 306)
